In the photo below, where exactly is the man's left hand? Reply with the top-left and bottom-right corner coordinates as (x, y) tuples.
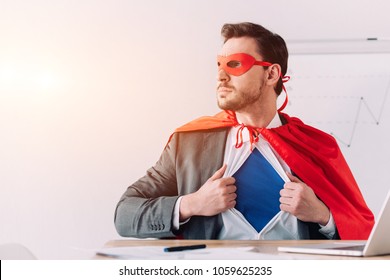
(279, 172), (330, 226)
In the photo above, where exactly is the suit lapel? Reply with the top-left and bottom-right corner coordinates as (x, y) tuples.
(199, 129), (229, 184)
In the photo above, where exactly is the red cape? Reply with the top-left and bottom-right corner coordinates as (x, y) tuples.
(172, 111), (374, 240)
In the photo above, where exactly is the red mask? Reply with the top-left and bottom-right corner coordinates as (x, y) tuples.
(217, 53), (272, 76)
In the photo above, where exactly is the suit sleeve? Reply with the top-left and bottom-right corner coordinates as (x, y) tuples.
(114, 134), (180, 238)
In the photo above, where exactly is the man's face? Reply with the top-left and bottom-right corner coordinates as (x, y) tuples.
(216, 37), (268, 112)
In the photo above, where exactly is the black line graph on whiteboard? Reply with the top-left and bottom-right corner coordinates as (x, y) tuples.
(330, 78), (390, 147)
(286, 76), (390, 148)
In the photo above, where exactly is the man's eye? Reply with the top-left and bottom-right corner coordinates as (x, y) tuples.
(227, 60), (242, 68)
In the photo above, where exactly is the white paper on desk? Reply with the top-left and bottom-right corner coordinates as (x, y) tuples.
(97, 246), (181, 259)
(96, 246), (293, 260)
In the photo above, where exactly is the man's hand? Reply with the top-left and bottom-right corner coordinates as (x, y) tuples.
(279, 172), (330, 226)
(179, 164), (236, 221)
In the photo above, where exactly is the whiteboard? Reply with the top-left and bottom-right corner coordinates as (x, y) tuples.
(282, 53), (390, 217)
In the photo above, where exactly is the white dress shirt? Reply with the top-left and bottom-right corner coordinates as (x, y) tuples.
(174, 113), (335, 239)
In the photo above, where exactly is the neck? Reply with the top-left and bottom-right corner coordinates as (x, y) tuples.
(235, 100), (277, 128)
(236, 111), (276, 128)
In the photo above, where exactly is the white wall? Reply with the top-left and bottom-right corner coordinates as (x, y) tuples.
(1, 0), (390, 259)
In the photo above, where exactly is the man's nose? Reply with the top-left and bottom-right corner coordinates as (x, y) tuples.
(217, 68), (230, 82)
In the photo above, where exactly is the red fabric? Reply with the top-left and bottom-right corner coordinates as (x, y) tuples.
(172, 111), (374, 240)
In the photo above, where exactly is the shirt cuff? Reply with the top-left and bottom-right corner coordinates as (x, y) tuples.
(172, 196), (190, 230)
(318, 212), (336, 239)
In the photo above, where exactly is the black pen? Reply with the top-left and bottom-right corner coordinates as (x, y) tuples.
(163, 244), (206, 252)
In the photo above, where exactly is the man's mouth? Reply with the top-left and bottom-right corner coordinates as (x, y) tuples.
(217, 85), (233, 93)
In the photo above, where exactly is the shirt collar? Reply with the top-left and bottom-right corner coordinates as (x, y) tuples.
(266, 113), (283, 129)
(229, 113), (282, 146)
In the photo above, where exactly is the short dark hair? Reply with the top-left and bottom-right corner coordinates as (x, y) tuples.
(221, 22), (288, 95)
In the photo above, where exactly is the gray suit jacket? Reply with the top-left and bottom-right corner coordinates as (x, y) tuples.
(115, 128), (229, 239)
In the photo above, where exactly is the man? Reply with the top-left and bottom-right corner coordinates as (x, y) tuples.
(115, 22), (374, 240)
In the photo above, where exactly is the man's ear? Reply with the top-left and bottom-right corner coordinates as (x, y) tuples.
(266, 64), (281, 86)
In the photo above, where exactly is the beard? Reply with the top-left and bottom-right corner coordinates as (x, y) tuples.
(217, 87), (262, 111)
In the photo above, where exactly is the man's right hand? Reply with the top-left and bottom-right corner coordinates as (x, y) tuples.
(179, 164), (237, 221)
